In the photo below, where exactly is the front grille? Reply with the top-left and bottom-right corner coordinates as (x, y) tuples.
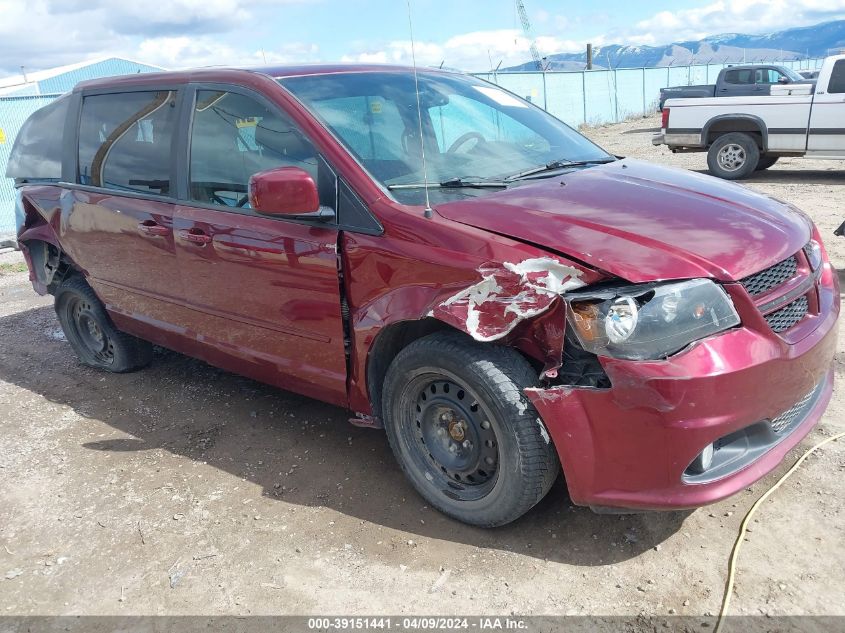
(770, 386), (818, 434)
(740, 256), (798, 296)
(765, 296), (809, 333)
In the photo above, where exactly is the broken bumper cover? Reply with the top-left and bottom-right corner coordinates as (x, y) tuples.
(525, 292), (838, 511)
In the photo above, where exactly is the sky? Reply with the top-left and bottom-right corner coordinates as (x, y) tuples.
(2, 0), (845, 78)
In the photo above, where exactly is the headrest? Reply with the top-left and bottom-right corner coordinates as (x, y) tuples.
(255, 123), (311, 160)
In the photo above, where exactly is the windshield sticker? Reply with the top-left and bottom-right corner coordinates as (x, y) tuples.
(473, 86), (528, 108)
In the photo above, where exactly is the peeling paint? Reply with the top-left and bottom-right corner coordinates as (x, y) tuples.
(536, 417), (551, 444)
(430, 257), (584, 343)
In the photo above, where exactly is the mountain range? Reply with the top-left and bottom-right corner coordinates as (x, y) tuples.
(504, 20), (845, 71)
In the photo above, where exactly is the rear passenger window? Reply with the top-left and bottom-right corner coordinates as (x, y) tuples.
(724, 69), (753, 85)
(829, 60), (845, 94)
(189, 90), (317, 208)
(78, 91), (177, 195)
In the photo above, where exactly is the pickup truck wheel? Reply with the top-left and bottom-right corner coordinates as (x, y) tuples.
(382, 332), (559, 527)
(707, 133), (760, 180)
(55, 276), (153, 373)
(755, 155), (779, 171)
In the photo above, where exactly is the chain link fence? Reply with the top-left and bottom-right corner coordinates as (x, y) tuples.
(474, 58), (826, 127)
(0, 58), (829, 234)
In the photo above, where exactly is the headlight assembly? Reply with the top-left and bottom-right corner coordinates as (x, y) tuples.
(566, 279), (740, 360)
(803, 239), (822, 272)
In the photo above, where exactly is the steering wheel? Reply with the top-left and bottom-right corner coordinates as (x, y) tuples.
(210, 192), (250, 208)
(447, 132), (486, 154)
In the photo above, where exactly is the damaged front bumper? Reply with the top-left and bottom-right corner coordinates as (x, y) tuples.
(525, 290), (839, 511)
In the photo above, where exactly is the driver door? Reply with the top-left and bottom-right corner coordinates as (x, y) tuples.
(172, 86), (348, 406)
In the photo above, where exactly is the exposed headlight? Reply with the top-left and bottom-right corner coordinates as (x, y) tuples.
(567, 279), (741, 360)
(803, 239), (822, 272)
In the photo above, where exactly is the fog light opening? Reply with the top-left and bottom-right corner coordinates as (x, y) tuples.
(689, 443), (715, 474)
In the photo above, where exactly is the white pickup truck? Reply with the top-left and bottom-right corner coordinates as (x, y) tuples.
(653, 54), (845, 179)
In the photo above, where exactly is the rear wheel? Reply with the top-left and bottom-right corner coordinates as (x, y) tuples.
(55, 276), (152, 373)
(382, 332), (559, 527)
(707, 133), (760, 180)
(755, 154), (779, 171)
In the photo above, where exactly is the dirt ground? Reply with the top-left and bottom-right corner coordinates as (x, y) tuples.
(0, 114), (843, 622)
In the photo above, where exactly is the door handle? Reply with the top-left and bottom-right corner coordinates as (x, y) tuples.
(137, 221), (169, 236)
(178, 228), (213, 245)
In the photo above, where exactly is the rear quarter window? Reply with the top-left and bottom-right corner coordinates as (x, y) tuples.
(4, 94), (70, 180)
(828, 60), (845, 94)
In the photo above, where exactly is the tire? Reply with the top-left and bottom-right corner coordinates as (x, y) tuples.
(706, 132), (760, 180)
(755, 154), (779, 171)
(55, 276), (153, 373)
(382, 331), (559, 527)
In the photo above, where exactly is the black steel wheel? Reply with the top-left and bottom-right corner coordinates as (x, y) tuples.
(55, 276), (153, 373)
(404, 375), (500, 500)
(68, 295), (116, 365)
(382, 332), (559, 527)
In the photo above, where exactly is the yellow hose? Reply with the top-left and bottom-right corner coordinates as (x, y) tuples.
(715, 430), (845, 633)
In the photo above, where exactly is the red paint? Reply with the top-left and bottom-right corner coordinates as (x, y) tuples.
(13, 65), (840, 513)
(436, 159), (811, 282)
(249, 167), (320, 216)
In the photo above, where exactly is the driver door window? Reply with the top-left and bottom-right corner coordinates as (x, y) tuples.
(189, 90), (318, 208)
(756, 69), (785, 84)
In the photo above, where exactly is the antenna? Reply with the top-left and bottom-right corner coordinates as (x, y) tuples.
(406, 0), (433, 218)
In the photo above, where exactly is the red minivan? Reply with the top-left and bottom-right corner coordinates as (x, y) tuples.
(7, 65), (839, 526)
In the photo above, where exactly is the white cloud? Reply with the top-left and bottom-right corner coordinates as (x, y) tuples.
(0, 0), (318, 75)
(135, 37), (320, 69)
(618, 0), (845, 46)
(341, 29), (582, 71)
(2, 0), (845, 78)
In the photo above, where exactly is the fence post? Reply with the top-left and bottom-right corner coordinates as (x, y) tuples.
(613, 69), (619, 122)
(582, 70), (587, 126)
(642, 67), (646, 116)
(542, 70), (548, 111)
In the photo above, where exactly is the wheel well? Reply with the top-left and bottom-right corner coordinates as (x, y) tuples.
(706, 120), (765, 149)
(20, 239), (74, 294)
(367, 318), (458, 419)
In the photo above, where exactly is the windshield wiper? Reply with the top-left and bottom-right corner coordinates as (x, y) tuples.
(387, 177), (508, 190)
(505, 157), (617, 182)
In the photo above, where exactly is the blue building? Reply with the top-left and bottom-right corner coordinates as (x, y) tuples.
(0, 57), (164, 237)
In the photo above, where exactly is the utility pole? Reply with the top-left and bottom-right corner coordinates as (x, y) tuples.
(586, 43), (593, 70)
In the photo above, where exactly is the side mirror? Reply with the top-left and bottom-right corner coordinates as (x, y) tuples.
(778, 76), (789, 84)
(248, 166), (321, 217)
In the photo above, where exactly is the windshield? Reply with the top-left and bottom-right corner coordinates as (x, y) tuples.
(778, 66), (805, 82)
(278, 71), (612, 202)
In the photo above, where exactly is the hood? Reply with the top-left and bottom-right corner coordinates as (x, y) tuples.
(435, 159), (810, 283)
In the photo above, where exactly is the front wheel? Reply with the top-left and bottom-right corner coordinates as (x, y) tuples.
(707, 133), (760, 180)
(382, 332), (559, 527)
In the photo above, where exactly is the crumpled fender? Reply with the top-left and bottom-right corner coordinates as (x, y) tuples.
(428, 257), (586, 375)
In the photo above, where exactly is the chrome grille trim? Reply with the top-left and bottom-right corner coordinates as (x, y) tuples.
(765, 296), (809, 333)
(740, 256), (798, 296)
